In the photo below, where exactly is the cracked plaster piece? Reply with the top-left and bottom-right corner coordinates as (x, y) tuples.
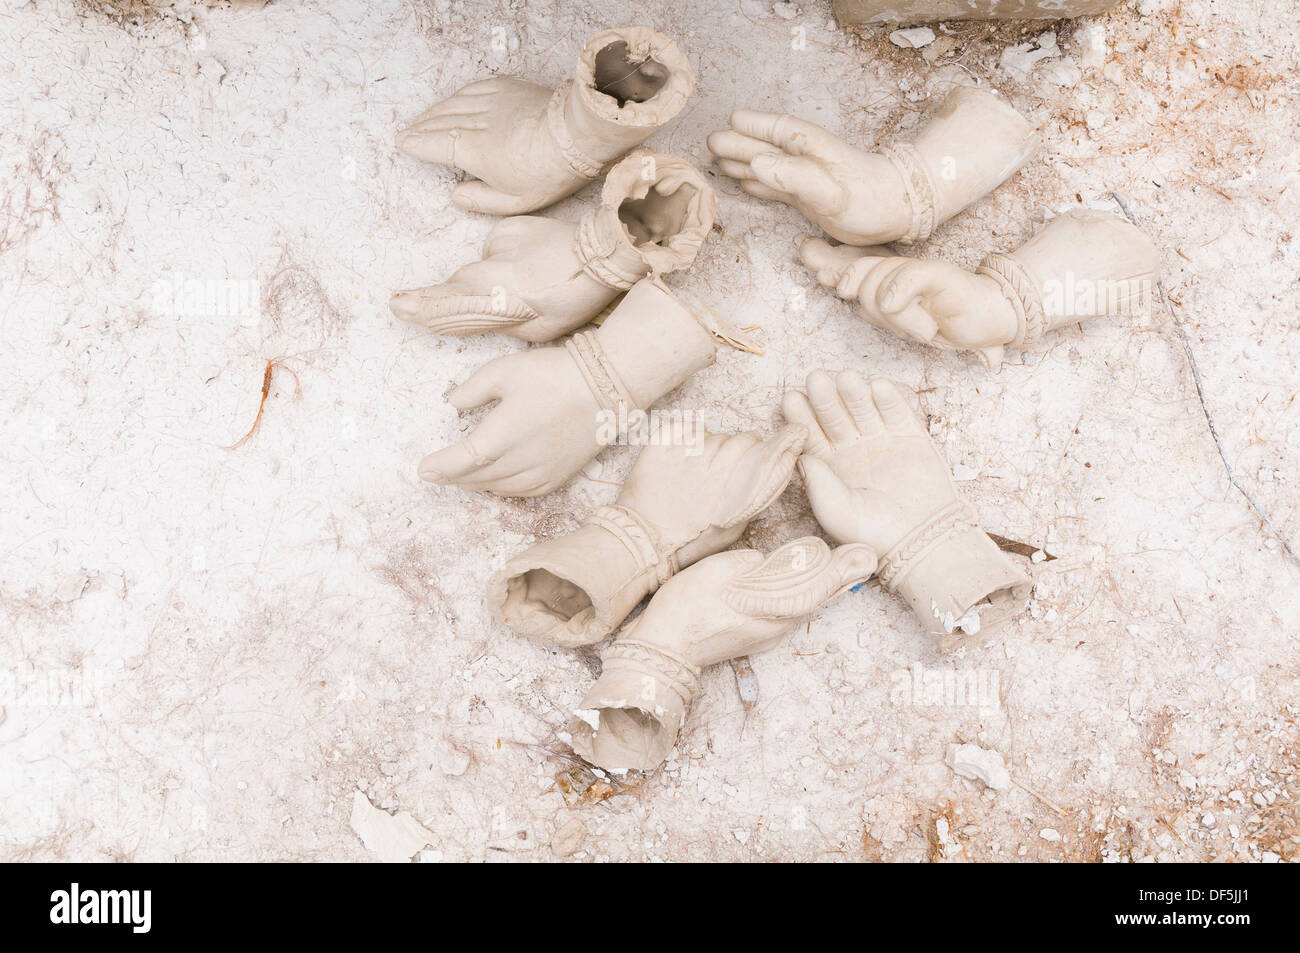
(419, 278), (716, 498)
(568, 537), (877, 772)
(800, 209), (1159, 369)
(831, 0), (1120, 25)
(390, 151), (715, 342)
(947, 743), (1013, 790)
(784, 371), (1031, 651)
(349, 790), (435, 863)
(396, 26), (694, 215)
(706, 86), (1037, 246)
(488, 423), (806, 647)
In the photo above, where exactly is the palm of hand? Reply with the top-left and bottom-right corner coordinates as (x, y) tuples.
(820, 431), (957, 555)
(783, 370), (960, 556)
(706, 111), (912, 246)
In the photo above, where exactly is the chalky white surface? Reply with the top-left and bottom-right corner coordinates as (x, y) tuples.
(0, 0), (1296, 861)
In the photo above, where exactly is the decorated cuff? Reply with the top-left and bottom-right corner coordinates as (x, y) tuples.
(976, 252), (1047, 350)
(879, 142), (939, 245)
(574, 206), (652, 290)
(488, 503), (686, 647)
(567, 637), (700, 771)
(877, 501), (1031, 650)
(547, 81), (608, 181)
(564, 329), (640, 416)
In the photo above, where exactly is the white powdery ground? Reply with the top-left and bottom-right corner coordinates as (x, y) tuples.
(0, 0), (1295, 861)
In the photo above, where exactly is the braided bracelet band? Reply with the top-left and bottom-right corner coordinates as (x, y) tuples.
(879, 142), (938, 245)
(563, 330), (639, 416)
(875, 501), (979, 591)
(602, 638), (701, 708)
(547, 82), (607, 180)
(574, 207), (648, 290)
(586, 504), (680, 588)
(976, 253), (1046, 350)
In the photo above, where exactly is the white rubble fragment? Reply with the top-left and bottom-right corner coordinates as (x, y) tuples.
(1040, 828), (1061, 842)
(551, 817), (586, 857)
(772, 1), (799, 20)
(934, 601), (984, 635)
(1040, 59), (1082, 88)
(1201, 812), (1216, 827)
(951, 463), (978, 481)
(890, 27), (935, 50)
(349, 790), (435, 863)
(947, 743), (1013, 791)
(1000, 32), (1060, 80)
(1075, 23), (1107, 70)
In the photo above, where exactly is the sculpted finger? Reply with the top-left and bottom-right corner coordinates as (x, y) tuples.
(451, 180), (531, 215)
(729, 110), (839, 156)
(780, 390), (830, 459)
(869, 378), (925, 434)
(707, 129), (781, 163)
(807, 369), (858, 445)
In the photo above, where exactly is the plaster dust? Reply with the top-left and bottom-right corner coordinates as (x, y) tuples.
(0, 0), (1296, 862)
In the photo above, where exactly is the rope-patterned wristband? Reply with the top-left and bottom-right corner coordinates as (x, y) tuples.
(875, 501), (980, 592)
(879, 142), (938, 245)
(574, 207), (647, 290)
(563, 330), (639, 415)
(586, 504), (680, 588)
(547, 82), (607, 180)
(976, 253), (1046, 350)
(601, 638), (701, 708)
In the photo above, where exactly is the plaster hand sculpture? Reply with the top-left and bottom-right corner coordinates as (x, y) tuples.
(568, 537), (877, 771)
(800, 209), (1159, 369)
(396, 26), (695, 215)
(488, 423), (807, 648)
(420, 278), (715, 498)
(706, 86), (1037, 246)
(390, 152), (716, 342)
(783, 370), (1030, 650)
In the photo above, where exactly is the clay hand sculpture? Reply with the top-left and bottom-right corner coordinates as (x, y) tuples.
(396, 26), (694, 215)
(568, 537), (877, 771)
(390, 152), (717, 342)
(488, 423), (807, 647)
(783, 370), (1030, 650)
(801, 209), (1159, 369)
(420, 278), (715, 498)
(706, 86), (1037, 246)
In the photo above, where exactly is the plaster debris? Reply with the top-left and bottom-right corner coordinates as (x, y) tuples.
(947, 743), (1013, 791)
(890, 28), (936, 50)
(1000, 32), (1060, 80)
(1075, 23), (1108, 70)
(1039, 828), (1061, 842)
(348, 790), (435, 863)
(551, 817), (586, 857)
